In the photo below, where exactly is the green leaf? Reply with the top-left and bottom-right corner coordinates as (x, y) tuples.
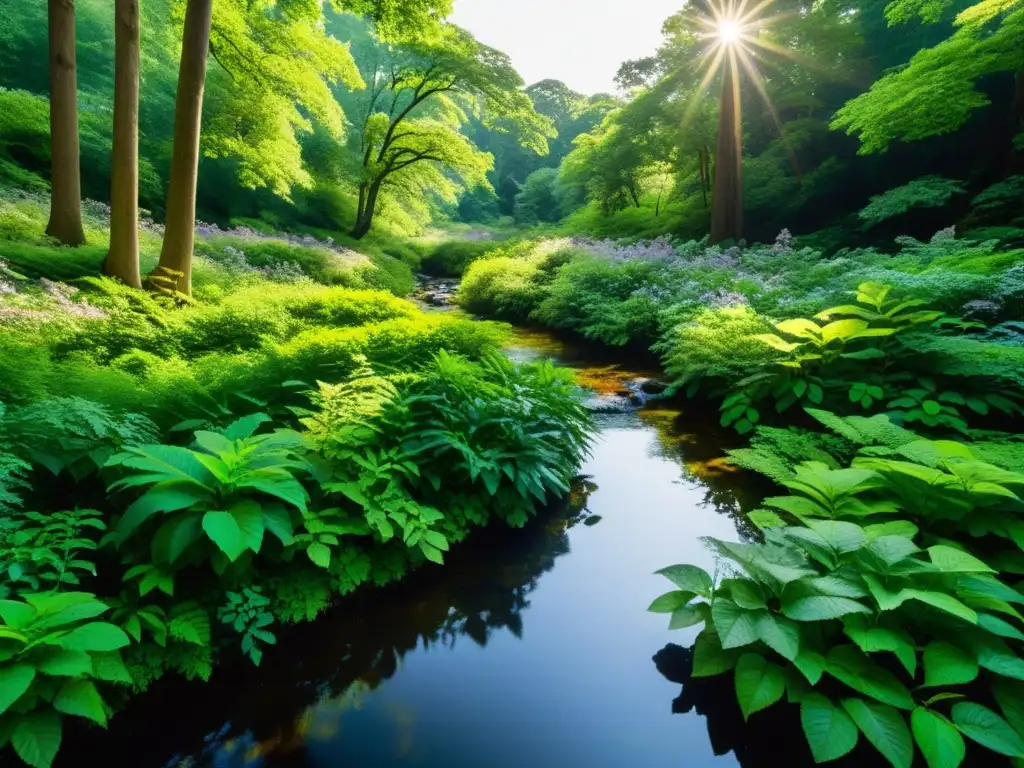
(911, 708), (965, 768)
(231, 501), (265, 554)
(842, 698), (913, 768)
(927, 546), (995, 574)
(54, 679), (107, 726)
(669, 604), (707, 630)
(825, 645), (915, 710)
(221, 413), (271, 440)
(117, 486), (207, 543)
(783, 596), (872, 622)
(723, 579), (767, 609)
(202, 510), (244, 561)
(11, 709), (62, 768)
(900, 589), (977, 623)
(794, 648), (827, 684)
(711, 600), (760, 649)
(801, 693), (859, 763)
(992, 679), (1024, 738)
(0, 600), (37, 630)
(263, 504), (295, 546)
(648, 590), (695, 613)
(951, 702), (1024, 757)
(57, 622), (130, 652)
(307, 541), (332, 569)
(89, 651), (132, 684)
(756, 611), (801, 661)
(151, 511), (203, 565)
(843, 620), (916, 677)
(692, 630), (739, 677)
(735, 653), (786, 720)
(35, 649), (93, 678)
(0, 663), (35, 715)
(979, 613), (1024, 641)
(655, 565), (713, 597)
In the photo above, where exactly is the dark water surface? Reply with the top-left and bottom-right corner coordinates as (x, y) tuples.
(61, 329), (778, 768)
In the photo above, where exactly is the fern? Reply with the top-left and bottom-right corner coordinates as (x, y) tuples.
(5, 397), (159, 479)
(805, 408), (919, 448)
(858, 175), (966, 226)
(265, 568), (333, 623)
(898, 332), (1024, 388)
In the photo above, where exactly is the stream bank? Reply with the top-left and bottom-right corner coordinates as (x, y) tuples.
(59, 316), (773, 768)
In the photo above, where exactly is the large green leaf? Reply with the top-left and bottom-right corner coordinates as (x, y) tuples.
(978, 613), (1024, 641)
(794, 648), (827, 685)
(971, 635), (1024, 681)
(911, 708), (965, 768)
(692, 630), (739, 677)
(927, 546), (995, 574)
(0, 601), (37, 630)
(735, 653), (786, 720)
(222, 413), (271, 440)
(236, 476), (308, 512)
(54, 679), (107, 726)
(0, 663), (35, 715)
(57, 622), (130, 652)
(842, 698), (913, 768)
(843, 619), (916, 677)
(11, 709), (62, 768)
(669, 604), (707, 630)
(231, 501), (266, 554)
(784, 595), (873, 622)
(116, 485), (207, 542)
(951, 702), (1024, 757)
(755, 611), (800, 661)
(655, 564), (713, 597)
(825, 645), (914, 710)
(263, 505), (296, 546)
(992, 679), (1024, 738)
(821, 319), (870, 343)
(89, 651), (132, 684)
(151, 511), (203, 564)
(900, 589), (977, 623)
(711, 600), (760, 650)
(648, 590), (696, 613)
(202, 510), (244, 561)
(35, 649), (93, 678)
(722, 579), (766, 609)
(801, 693), (859, 763)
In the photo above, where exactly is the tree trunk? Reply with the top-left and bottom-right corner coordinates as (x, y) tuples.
(628, 184), (641, 208)
(104, 0), (142, 288)
(351, 180), (381, 239)
(150, 0), (213, 297)
(46, 0), (86, 246)
(1011, 67), (1024, 176)
(710, 56), (743, 245)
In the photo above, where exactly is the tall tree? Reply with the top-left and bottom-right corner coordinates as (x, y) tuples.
(45, 0), (87, 246)
(150, 0), (213, 297)
(349, 25), (553, 238)
(105, 0), (142, 288)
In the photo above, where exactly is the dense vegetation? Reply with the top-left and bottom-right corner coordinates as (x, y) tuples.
(1, 0), (1023, 764)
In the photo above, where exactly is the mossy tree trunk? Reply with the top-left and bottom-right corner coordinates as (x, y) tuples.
(46, 0), (87, 246)
(150, 0), (213, 297)
(105, 0), (142, 288)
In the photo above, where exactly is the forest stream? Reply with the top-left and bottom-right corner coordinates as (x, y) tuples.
(54, 297), (779, 768)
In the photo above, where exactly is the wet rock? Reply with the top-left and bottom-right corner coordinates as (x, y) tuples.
(583, 393), (636, 413)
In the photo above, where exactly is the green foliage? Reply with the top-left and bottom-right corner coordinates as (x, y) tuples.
(858, 177), (967, 227)
(0, 510), (106, 596)
(218, 587), (275, 666)
(106, 413), (311, 575)
(0, 592), (131, 768)
(421, 238), (508, 277)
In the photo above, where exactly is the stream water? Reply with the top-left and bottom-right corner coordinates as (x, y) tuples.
(59, 320), (794, 768)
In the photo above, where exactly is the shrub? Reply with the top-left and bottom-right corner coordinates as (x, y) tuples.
(421, 238), (507, 276)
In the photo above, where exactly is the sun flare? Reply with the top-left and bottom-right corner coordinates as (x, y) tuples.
(716, 19), (743, 44)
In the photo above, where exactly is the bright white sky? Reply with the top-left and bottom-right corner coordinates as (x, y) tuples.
(448, 0), (685, 96)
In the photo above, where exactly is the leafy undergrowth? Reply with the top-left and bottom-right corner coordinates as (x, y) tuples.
(651, 410), (1024, 768)
(0, 225), (593, 767)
